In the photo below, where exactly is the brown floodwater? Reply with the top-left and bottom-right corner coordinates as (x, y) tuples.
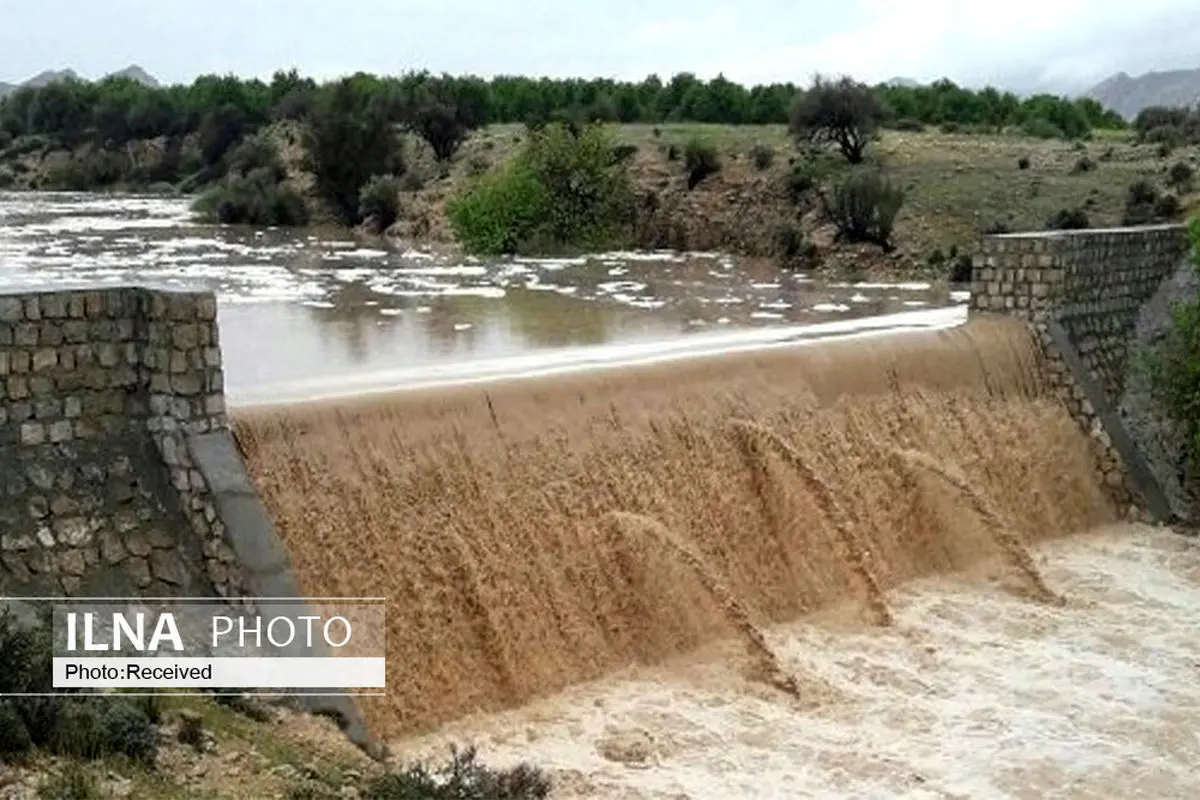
(0, 192), (968, 404)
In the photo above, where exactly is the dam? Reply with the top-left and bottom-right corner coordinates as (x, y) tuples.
(1, 211), (1198, 796)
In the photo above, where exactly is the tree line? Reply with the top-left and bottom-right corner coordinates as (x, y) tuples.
(0, 69), (1126, 155)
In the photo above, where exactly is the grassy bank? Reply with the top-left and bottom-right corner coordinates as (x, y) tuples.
(2, 121), (1197, 278)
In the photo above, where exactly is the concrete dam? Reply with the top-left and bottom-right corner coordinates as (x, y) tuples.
(0, 224), (1196, 796)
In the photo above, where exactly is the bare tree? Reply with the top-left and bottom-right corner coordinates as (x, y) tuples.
(789, 76), (882, 164)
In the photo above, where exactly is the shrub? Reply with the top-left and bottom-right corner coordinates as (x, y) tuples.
(771, 222), (817, 267)
(38, 763), (99, 800)
(362, 746), (551, 800)
(789, 75), (883, 164)
(402, 170), (427, 192)
(1123, 180), (1162, 226)
(1046, 207), (1090, 230)
(784, 161), (818, 203)
(1017, 156), (1031, 170)
(0, 701), (32, 757)
(1168, 161), (1194, 192)
(820, 169), (905, 251)
(665, 144), (679, 161)
(939, 121), (961, 134)
(1156, 192), (1183, 220)
(948, 247), (974, 283)
(98, 700), (158, 763)
(225, 133), (286, 182)
(1022, 118), (1065, 139)
(1071, 156), (1095, 174)
(303, 77), (404, 223)
(1158, 141), (1174, 158)
(1143, 218), (1200, 482)
(983, 220), (1014, 234)
(683, 138), (720, 189)
(193, 169), (309, 227)
(893, 117), (925, 132)
(611, 144), (638, 164)
(401, 83), (485, 162)
(447, 123), (636, 255)
(358, 174), (403, 232)
(750, 143), (775, 170)
(0, 129), (12, 150)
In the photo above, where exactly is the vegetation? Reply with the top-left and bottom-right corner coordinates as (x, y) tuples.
(1046, 207), (1091, 230)
(1144, 218), (1200, 489)
(193, 133), (308, 225)
(683, 137), (721, 188)
(820, 169), (905, 250)
(1133, 106), (1200, 147)
(358, 174), (404, 233)
(790, 76), (883, 164)
(362, 746), (550, 800)
(446, 122), (636, 254)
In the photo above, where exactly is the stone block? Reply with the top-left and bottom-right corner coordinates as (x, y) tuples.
(0, 297), (23, 322)
(48, 420), (73, 443)
(20, 421), (45, 445)
(150, 550), (188, 585)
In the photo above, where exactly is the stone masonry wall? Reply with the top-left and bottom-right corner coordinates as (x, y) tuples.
(970, 224), (1192, 521)
(0, 287), (247, 598)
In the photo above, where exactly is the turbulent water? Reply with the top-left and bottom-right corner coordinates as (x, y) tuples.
(233, 318), (1117, 742)
(0, 191), (966, 402)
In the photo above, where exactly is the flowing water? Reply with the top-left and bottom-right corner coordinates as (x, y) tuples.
(0, 191), (967, 401)
(5, 192), (1195, 797)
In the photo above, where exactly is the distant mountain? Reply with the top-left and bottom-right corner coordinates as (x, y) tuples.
(1084, 68), (1200, 120)
(105, 64), (159, 87)
(0, 65), (160, 99)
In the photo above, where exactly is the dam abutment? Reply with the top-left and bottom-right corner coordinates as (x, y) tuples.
(970, 223), (1195, 522)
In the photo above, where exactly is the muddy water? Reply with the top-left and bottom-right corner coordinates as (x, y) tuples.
(393, 525), (1200, 799)
(0, 192), (965, 403)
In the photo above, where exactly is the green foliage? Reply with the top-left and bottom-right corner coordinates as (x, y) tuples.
(1021, 118), (1065, 140)
(683, 138), (721, 189)
(447, 123), (636, 255)
(1134, 107), (1200, 146)
(820, 169), (905, 250)
(1046, 207), (1090, 230)
(1123, 180), (1167, 226)
(771, 222), (818, 267)
(1168, 161), (1195, 193)
(1144, 218), (1200, 478)
(358, 174), (404, 232)
(1071, 156), (1095, 174)
(193, 168), (309, 227)
(750, 143), (775, 170)
(362, 745), (551, 800)
(893, 117), (925, 132)
(38, 763), (99, 800)
(302, 77), (404, 224)
(790, 75), (882, 164)
(400, 75), (487, 161)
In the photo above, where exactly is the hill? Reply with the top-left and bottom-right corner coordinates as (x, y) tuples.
(1086, 68), (1200, 119)
(0, 64), (159, 98)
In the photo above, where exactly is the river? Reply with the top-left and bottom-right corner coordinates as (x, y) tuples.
(0, 192), (967, 404)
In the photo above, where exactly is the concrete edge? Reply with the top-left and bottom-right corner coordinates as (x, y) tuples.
(185, 430), (383, 759)
(1044, 319), (1176, 524)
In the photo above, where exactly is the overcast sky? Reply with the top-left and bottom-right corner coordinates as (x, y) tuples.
(2, 0), (1198, 93)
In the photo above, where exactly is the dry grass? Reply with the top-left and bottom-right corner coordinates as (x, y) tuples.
(232, 317), (1116, 739)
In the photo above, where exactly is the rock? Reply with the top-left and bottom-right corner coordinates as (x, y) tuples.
(100, 531), (127, 564)
(57, 549), (86, 576)
(124, 532), (152, 557)
(127, 557), (152, 588)
(149, 550), (187, 585)
(0, 534), (34, 552)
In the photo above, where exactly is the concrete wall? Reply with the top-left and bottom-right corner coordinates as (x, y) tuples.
(0, 287), (245, 598)
(970, 224), (1193, 522)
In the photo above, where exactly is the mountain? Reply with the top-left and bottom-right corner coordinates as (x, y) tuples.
(0, 65), (160, 99)
(1084, 68), (1200, 120)
(105, 64), (159, 87)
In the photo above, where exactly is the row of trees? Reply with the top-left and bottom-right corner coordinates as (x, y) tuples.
(0, 69), (1126, 155)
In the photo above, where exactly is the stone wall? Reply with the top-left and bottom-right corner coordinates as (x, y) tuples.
(970, 224), (1193, 522)
(0, 287), (246, 598)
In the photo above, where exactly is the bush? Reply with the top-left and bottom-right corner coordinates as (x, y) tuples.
(1017, 156), (1031, 170)
(1143, 218), (1200, 483)
(358, 174), (403, 233)
(1071, 156), (1095, 174)
(447, 123), (636, 255)
(611, 144), (638, 164)
(401, 83), (485, 162)
(820, 169), (905, 251)
(98, 700), (158, 764)
(0, 701), (32, 757)
(948, 247), (974, 283)
(1123, 180), (1162, 226)
(1156, 193), (1183, 220)
(1168, 161), (1194, 192)
(402, 170), (427, 192)
(750, 143), (775, 170)
(1022, 118), (1065, 139)
(939, 121), (961, 134)
(1046, 207), (1090, 230)
(983, 220), (1014, 234)
(771, 222), (817, 267)
(38, 764), (99, 800)
(683, 138), (720, 189)
(303, 77), (404, 223)
(784, 160), (818, 203)
(362, 746), (551, 800)
(893, 118), (925, 132)
(790, 75), (882, 164)
(225, 133), (286, 182)
(193, 169), (310, 226)
(665, 144), (679, 161)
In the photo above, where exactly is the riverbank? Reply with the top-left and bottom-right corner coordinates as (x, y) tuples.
(2, 124), (1196, 279)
